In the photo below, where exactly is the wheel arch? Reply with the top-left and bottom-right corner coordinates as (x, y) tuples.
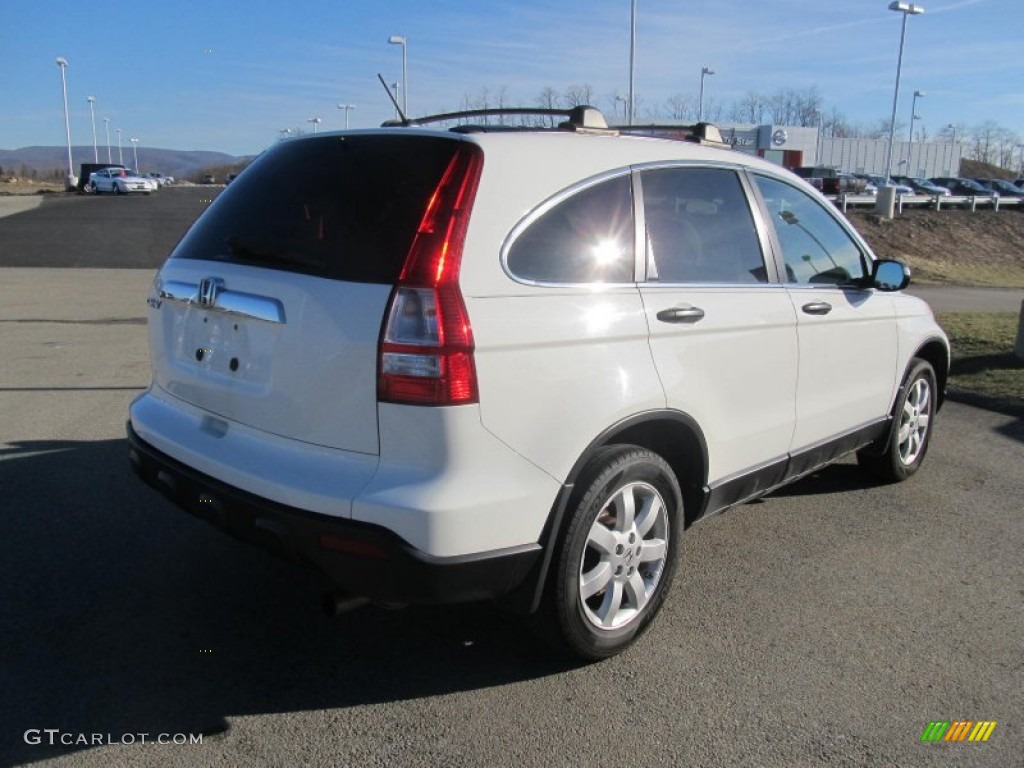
(506, 410), (709, 615)
(912, 337), (949, 410)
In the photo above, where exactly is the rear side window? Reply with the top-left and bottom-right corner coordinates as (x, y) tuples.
(506, 175), (634, 284)
(170, 135), (460, 283)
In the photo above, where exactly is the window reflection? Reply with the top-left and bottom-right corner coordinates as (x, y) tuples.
(507, 176), (634, 283)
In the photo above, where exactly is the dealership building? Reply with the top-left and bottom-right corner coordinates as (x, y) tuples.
(715, 124), (962, 178)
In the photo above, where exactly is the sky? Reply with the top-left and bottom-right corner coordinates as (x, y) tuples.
(3, 0), (1022, 157)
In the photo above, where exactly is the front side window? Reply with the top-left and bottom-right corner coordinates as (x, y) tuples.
(506, 175), (634, 284)
(641, 167), (766, 284)
(754, 175), (867, 285)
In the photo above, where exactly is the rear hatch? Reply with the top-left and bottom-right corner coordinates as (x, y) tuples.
(148, 133), (463, 454)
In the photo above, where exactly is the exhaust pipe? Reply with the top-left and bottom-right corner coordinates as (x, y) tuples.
(322, 592), (370, 617)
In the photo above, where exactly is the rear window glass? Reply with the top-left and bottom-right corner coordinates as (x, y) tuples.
(170, 135), (460, 283)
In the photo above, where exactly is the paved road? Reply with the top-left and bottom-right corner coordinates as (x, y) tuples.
(907, 285), (1024, 313)
(0, 269), (1021, 767)
(0, 187), (217, 268)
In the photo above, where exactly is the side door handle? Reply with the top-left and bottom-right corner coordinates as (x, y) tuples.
(801, 301), (832, 316)
(656, 305), (705, 324)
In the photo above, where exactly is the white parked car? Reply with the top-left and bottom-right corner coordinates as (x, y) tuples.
(128, 107), (949, 660)
(88, 167), (157, 194)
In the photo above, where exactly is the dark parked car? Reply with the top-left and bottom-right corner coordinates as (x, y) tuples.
(974, 179), (1024, 197)
(930, 177), (996, 197)
(792, 167), (866, 195)
(892, 176), (950, 196)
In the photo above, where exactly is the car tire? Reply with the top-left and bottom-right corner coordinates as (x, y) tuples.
(114, 183), (124, 195)
(858, 358), (937, 483)
(88, 182), (98, 194)
(535, 445), (681, 661)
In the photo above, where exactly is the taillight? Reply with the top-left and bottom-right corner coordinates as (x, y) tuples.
(378, 144), (483, 406)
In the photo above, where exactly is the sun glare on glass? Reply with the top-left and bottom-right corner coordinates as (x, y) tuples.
(590, 239), (622, 266)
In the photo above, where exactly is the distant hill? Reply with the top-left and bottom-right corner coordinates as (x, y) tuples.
(0, 145), (254, 180)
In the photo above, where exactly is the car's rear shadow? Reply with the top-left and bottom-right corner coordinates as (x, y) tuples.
(0, 438), (572, 767)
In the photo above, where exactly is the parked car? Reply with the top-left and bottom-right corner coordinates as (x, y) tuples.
(147, 172), (175, 186)
(201, 173), (216, 184)
(974, 179), (1024, 197)
(930, 177), (996, 197)
(127, 107), (948, 660)
(892, 176), (950, 196)
(861, 175), (914, 195)
(791, 166), (866, 195)
(88, 167), (158, 194)
(77, 162), (124, 192)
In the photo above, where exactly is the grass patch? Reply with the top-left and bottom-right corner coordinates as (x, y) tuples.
(937, 312), (1024, 408)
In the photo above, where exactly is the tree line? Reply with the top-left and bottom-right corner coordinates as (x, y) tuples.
(454, 84), (1022, 172)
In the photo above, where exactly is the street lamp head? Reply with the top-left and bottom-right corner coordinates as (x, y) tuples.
(914, 89), (925, 97)
(888, 1), (924, 14)
(388, 35), (406, 45)
(702, 66), (715, 75)
(87, 96), (96, 104)
(55, 56), (68, 67)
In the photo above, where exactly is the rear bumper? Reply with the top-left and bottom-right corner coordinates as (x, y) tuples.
(127, 422), (541, 605)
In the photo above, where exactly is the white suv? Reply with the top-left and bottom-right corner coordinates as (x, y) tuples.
(128, 107), (949, 659)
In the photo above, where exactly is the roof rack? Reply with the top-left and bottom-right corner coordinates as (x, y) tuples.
(609, 122), (731, 149)
(382, 105), (611, 133)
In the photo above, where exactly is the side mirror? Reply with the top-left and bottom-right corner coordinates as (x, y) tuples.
(872, 259), (910, 292)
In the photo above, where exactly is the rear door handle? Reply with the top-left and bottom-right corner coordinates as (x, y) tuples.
(656, 306), (705, 324)
(801, 301), (832, 316)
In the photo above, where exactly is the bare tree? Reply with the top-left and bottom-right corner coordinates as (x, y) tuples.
(666, 94), (692, 121)
(564, 84), (595, 107)
(969, 121), (1000, 165)
(534, 87), (561, 127)
(730, 91), (768, 124)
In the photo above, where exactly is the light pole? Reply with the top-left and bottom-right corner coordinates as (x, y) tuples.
(102, 117), (111, 163)
(87, 96), (98, 162)
(337, 103), (355, 129)
(55, 57), (74, 189)
(946, 122), (956, 145)
(698, 66), (715, 122)
(129, 137), (139, 171)
(116, 128), (123, 166)
(391, 82), (401, 120)
(884, 2), (925, 184)
(278, 128), (292, 141)
(627, 0), (636, 125)
(906, 89), (924, 176)
(615, 94), (627, 120)
(308, 117), (321, 134)
(387, 35), (408, 115)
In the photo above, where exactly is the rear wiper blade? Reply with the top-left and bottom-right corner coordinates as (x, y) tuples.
(224, 236), (324, 271)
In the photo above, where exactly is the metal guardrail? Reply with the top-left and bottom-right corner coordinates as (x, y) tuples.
(828, 193), (1022, 213)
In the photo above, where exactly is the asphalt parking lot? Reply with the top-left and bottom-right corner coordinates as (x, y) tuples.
(0, 191), (1021, 767)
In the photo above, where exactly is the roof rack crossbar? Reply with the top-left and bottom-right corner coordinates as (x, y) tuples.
(608, 121), (730, 148)
(383, 105), (609, 130)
